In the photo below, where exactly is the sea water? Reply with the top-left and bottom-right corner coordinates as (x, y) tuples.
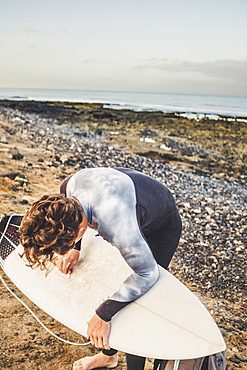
(0, 88), (246, 118)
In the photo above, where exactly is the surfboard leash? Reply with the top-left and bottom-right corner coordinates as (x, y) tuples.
(0, 274), (91, 346)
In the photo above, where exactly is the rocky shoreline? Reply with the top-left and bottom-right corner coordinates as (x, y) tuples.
(0, 101), (246, 369)
(0, 100), (246, 185)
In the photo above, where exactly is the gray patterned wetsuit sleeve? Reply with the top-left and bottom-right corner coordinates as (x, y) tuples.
(94, 177), (159, 321)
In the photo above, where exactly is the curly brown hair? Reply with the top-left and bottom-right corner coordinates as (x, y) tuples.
(20, 194), (82, 269)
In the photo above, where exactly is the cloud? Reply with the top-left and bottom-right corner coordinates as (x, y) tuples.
(24, 44), (35, 50)
(134, 59), (247, 84)
(82, 58), (95, 64)
(20, 26), (39, 34)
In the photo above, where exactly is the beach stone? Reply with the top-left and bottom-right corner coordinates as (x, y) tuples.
(12, 151), (24, 160)
(1, 134), (8, 144)
(12, 174), (29, 187)
(229, 356), (241, 364)
(235, 354), (247, 362)
(0, 171), (20, 180)
(183, 202), (191, 208)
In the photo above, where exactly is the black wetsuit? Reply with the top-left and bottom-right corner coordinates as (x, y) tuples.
(61, 167), (182, 370)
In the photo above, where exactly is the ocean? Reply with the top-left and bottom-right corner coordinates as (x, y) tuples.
(0, 87), (247, 119)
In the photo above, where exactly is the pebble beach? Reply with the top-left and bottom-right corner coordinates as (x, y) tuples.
(0, 101), (246, 369)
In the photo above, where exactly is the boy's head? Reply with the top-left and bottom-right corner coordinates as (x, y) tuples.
(20, 194), (82, 269)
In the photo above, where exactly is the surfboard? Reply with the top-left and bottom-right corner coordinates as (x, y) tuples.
(0, 214), (225, 360)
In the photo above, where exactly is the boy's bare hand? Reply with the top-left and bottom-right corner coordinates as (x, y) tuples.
(87, 314), (111, 350)
(54, 249), (80, 274)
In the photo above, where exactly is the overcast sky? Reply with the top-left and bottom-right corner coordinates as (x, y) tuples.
(1, 0), (247, 96)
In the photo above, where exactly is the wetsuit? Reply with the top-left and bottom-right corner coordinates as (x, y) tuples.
(60, 167), (182, 370)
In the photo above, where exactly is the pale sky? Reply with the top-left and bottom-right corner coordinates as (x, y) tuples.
(1, 0), (247, 96)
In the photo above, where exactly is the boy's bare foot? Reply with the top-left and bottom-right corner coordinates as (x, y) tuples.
(72, 352), (118, 370)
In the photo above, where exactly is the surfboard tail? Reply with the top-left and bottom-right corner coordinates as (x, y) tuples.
(0, 214), (23, 267)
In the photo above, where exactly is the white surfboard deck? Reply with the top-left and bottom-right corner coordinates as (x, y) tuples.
(1, 227), (225, 360)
